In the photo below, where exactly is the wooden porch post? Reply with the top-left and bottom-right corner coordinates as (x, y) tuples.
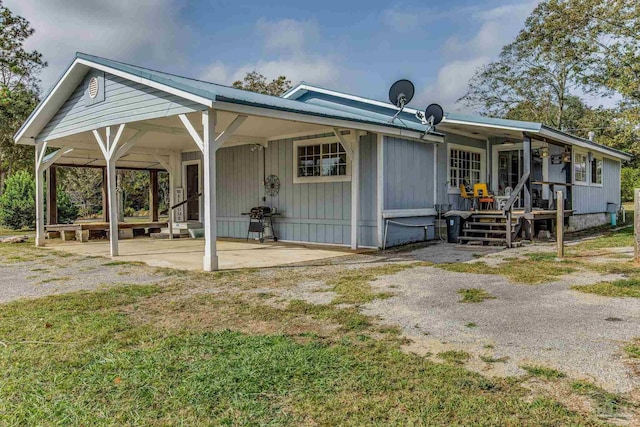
(202, 109), (218, 271)
(102, 167), (109, 222)
(34, 142), (46, 247)
(350, 131), (360, 250)
(46, 166), (58, 225)
(523, 135), (533, 239)
(149, 170), (159, 222)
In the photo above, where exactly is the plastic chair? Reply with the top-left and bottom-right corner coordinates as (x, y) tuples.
(459, 183), (474, 210)
(473, 183), (495, 210)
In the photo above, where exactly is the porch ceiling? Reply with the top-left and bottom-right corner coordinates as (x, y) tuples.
(438, 122), (524, 141)
(43, 110), (333, 170)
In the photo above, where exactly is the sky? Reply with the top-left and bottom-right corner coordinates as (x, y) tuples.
(5, 0), (542, 113)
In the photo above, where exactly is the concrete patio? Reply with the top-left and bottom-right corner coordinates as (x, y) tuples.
(46, 238), (354, 270)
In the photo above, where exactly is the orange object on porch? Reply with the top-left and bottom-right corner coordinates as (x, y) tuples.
(459, 183), (474, 210)
(473, 183), (495, 210)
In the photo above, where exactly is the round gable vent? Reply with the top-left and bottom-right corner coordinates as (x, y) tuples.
(88, 76), (99, 99)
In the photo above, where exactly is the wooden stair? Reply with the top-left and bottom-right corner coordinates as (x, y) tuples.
(458, 214), (521, 247)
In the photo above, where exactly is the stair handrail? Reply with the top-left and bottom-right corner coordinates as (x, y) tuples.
(167, 192), (202, 240)
(502, 171), (530, 214)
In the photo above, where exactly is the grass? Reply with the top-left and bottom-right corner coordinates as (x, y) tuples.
(102, 260), (145, 267)
(521, 365), (566, 380)
(0, 282), (609, 425)
(458, 288), (496, 303)
(571, 380), (630, 418)
(437, 350), (471, 365)
(571, 278), (640, 298)
(480, 355), (509, 363)
(623, 338), (640, 358)
(326, 262), (425, 305)
(569, 226), (634, 251)
(465, 322), (477, 328)
(439, 257), (576, 285)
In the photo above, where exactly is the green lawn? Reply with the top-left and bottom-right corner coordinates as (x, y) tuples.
(0, 279), (609, 425)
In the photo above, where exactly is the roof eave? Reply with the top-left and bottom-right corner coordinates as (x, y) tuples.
(537, 126), (631, 161)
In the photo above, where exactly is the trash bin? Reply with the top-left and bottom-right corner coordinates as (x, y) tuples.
(446, 215), (463, 243)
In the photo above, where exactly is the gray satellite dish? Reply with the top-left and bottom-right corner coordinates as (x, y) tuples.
(389, 79), (415, 108)
(425, 103), (444, 126)
(388, 79), (414, 123)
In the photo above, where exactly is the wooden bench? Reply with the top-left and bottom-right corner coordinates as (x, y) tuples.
(45, 222), (167, 242)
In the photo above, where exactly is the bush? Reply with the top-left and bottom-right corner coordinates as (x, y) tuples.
(0, 170), (36, 230)
(56, 187), (79, 224)
(621, 167), (640, 202)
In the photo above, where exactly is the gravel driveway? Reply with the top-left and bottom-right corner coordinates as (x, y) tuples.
(362, 244), (640, 394)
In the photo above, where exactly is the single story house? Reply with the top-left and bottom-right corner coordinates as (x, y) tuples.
(15, 53), (631, 270)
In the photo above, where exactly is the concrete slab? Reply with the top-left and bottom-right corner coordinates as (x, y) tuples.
(45, 238), (352, 270)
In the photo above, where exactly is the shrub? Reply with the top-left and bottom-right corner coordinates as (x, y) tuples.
(0, 170), (36, 230)
(620, 167), (640, 202)
(56, 187), (79, 224)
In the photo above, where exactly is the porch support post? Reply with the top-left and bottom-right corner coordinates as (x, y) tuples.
(102, 167), (109, 222)
(46, 166), (58, 225)
(202, 109), (218, 271)
(149, 170), (159, 222)
(523, 135), (532, 239)
(93, 124), (127, 257)
(350, 131), (360, 249)
(34, 141), (46, 247)
(376, 133), (385, 248)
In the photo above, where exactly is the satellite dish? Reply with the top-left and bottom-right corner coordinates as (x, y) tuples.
(388, 79), (415, 108)
(425, 104), (444, 126)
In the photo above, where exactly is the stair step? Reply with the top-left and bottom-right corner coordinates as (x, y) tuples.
(466, 221), (515, 226)
(470, 214), (506, 219)
(463, 229), (507, 235)
(458, 236), (507, 243)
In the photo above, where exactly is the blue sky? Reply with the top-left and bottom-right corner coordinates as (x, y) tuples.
(7, 0), (541, 112)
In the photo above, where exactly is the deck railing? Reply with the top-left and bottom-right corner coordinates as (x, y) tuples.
(502, 171), (530, 248)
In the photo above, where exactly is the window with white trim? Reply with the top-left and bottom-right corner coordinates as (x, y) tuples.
(293, 137), (351, 184)
(574, 151), (588, 183)
(591, 156), (603, 185)
(449, 147), (483, 190)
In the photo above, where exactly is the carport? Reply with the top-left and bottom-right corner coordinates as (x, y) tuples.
(15, 53), (441, 271)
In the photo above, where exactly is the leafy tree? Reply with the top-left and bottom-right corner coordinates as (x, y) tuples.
(521, 0), (640, 103)
(56, 187), (79, 224)
(620, 167), (640, 202)
(0, 169), (34, 229)
(232, 71), (292, 96)
(459, 22), (583, 129)
(0, 1), (46, 192)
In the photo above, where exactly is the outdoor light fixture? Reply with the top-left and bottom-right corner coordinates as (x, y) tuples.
(540, 143), (549, 158)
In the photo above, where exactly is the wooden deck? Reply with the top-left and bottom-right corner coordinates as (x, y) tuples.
(472, 209), (574, 220)
(45, 221), (167, 242)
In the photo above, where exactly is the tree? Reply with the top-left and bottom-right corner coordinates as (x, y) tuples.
(459, 21), (584, 129)
(0, 1), (46, 192)
(0, 169), (34, 229)
(232, 71), (292, 96)
(520, 0), (640, 103)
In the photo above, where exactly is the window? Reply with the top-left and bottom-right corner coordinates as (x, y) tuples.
(574, 151), (587, 183)
(591, 157), (603, 185)
(293, 137), (351, 183)
(449, 146), (483, 191)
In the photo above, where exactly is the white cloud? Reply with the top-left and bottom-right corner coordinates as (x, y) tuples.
(200, 18), (338, 88)
(200, 56), (337, 87)
(420, 2), (537, 112)
(256, 18), (318, 53)
(4, 0), (190, 91)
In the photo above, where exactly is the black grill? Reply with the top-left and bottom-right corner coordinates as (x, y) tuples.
(245, 206), (278, 243)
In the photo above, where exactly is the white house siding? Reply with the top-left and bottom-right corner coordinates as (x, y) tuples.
(572, 158), (621, 214)
(184, 132), (379, 247)
(38, 71), (203, 142)
(383, 136), (437, 246)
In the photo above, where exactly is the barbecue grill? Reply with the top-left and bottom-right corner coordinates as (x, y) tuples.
(244, 206), (280, 243)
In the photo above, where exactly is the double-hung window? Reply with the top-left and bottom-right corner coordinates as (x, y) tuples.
(574, 151), (588, 184)
(293, 137), (350, 183)
(449, 144), (484, 191)
(591, 156), (603, 185)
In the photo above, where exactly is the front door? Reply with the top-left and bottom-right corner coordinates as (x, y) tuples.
(497, 150), (524, 207)
(186, 163), (199, 221)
